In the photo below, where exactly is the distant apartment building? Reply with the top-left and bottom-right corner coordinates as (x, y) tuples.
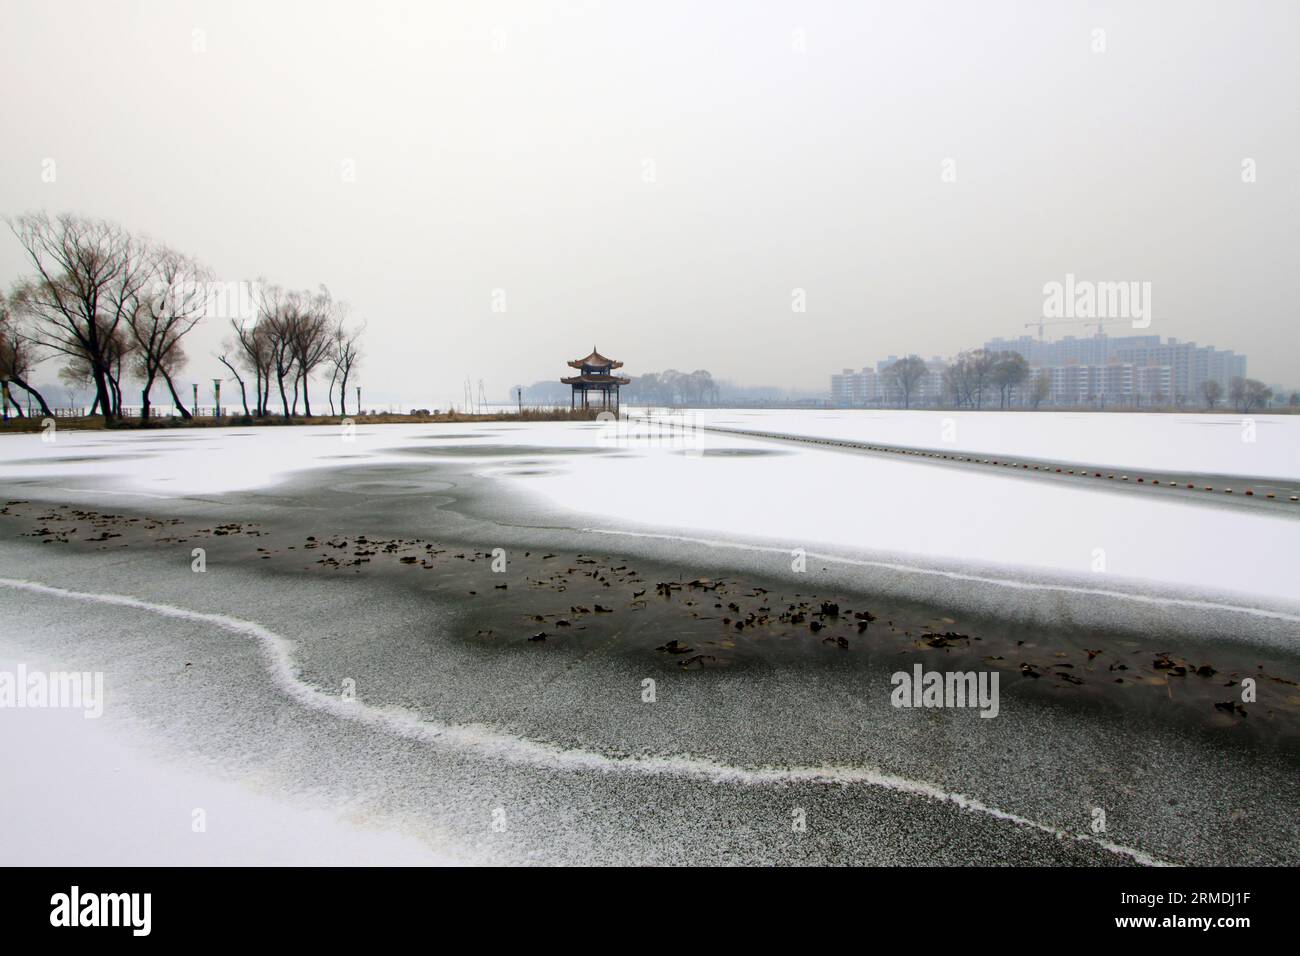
(832, 334), (1246, 408)
(985, 334), (1246, 404)
(830, 367), (880, 404)
(1035, 363), (1173, 406)
(832, 357), (946, 405)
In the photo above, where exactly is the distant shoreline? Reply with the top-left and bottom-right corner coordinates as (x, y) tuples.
(0, 408), (607, 433)
(4, 402), (1298, 434)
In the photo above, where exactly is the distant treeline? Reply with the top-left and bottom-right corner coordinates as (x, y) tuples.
(514, 368), (823, 407)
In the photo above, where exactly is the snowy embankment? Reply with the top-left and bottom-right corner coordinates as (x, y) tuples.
(667, 409), (1299, 480)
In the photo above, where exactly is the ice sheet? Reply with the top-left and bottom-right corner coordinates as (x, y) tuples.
(1, 419), (1296, 609)
(492, 421), (1300, 609)
(663, 409), (1300, 479)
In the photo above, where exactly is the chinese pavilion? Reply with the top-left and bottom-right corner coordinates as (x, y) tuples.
(562, 348), (629, 411)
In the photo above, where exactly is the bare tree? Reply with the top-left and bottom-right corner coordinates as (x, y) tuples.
(884, 355), (928, 409)
(130, 246), (210, 420)
(7, 213), (150, 422)
(328, 316), (364, 416)
(1200, 379), (1223, 409)
(660, 369), (686, 404)
(629, 372), (662, 404)
(153, 339), (192, 416)
(946, 349), (995, 409)
(990, 351), (1029, 409)
(290, 287), (335, 417)
(230, 294), (275, 416)
(0, 298), (53, 416)
(257, 286), (299, 417)
(59, 356), (96, 413)
(216, 349), (251, 416)
(1029, 370), (1052, 409)
(97, 321), (135, 417)
(1230, 377), (1272, 413)
(686, 369), (717, 405)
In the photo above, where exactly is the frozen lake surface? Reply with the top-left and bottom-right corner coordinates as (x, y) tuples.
(1, 416), (1296, 866)
(0, 417), (1296, 610)
(673, 409), (1300, 480)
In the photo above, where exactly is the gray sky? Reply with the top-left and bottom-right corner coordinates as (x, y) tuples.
(2, 0), (1297, 406)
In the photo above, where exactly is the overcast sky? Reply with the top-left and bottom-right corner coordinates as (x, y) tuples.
(2, 0), (1297, 406)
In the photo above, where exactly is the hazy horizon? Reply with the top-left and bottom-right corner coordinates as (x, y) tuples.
(2, 0), (1297, 407)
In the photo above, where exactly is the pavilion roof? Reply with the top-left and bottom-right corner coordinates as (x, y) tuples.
(567, 348), (623, 370)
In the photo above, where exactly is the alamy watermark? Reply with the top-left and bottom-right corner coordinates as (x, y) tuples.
(50, 886), (150, 936)
(0, 663), (104, 718)
(146, 279), (264, 322)
(891, 664), (999, 718)
(600, 408), (705, 455)
(1042, 273), (1151, 328)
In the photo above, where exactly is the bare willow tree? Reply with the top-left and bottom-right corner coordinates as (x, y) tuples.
(257, 285), (299, 417)
(216, 348), (250, 416)
(884, 355), (928, 409)
(101, 323), (134, 417)
(684, 369), (717, 405)
(328, 315), (364, 416)
(59, 331), (128, 415)
(946, 349), (995, 409)
(58, 359), (95, 412)
(0, 297), (53, 416)
(230, 288), (275, 416)
(990, 351), (1029, 409)
(7, 213), (150, 422)
(290, 286), (335, 417)
(1230, 377), (1272, 413)
(131, 246), (210, 420)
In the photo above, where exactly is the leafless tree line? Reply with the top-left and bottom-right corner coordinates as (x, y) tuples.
(221, 285), (365, 418)
(940, 350), (1034, 410)
(1227, 377), (1273, 413)
(873, 350), (1036, 411)
(2, 212), (364, 422)
(626, 369), (717, 405)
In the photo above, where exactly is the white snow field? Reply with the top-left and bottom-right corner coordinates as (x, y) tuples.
(665, 408), (1300, 479)
(0, 657), (454, 866)
(0, 416), (1296, 610)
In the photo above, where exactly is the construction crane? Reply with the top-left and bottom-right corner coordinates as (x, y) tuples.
(1023, 317), (1130, 341)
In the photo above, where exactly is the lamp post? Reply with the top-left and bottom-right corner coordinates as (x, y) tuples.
(1, 380), (9, 422)
(213, 379), (222, 419)
(355, 386), (361, 416)
(191, 383), (198, 417)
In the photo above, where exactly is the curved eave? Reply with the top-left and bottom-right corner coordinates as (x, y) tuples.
(561, 375), (630, 385)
